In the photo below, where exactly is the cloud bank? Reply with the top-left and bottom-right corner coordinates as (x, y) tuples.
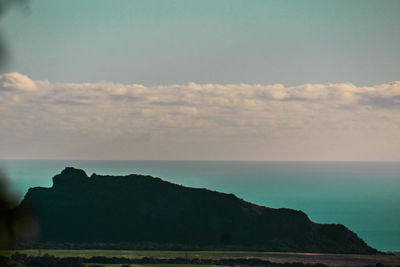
(0, 73), (399, 161)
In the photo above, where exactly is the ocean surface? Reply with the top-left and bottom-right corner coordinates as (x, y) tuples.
(1, 160), (399, 252)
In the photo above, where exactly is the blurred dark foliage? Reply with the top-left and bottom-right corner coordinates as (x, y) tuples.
(0, 0), (30, 16)
(0, 168), (38, 248)
(0, 0), (31, 70)
(0, 168), (17, 248)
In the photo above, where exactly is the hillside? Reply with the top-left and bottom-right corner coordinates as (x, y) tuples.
(15, 167), (378, 254)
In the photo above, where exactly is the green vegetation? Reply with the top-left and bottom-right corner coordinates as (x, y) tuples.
(0, 249), (344, 259)
(85, 265), (227, 267)
(1, 249), (400, 266)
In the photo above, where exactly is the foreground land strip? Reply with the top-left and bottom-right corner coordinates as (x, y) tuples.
(1, 250), (400, 266)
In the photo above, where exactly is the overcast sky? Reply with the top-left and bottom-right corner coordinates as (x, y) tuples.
(0, 0), (399, 161)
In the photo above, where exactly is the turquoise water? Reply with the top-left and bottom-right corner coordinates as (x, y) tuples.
(1, 160), (399, 252)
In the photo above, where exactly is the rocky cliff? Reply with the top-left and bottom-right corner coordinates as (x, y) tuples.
(15, 167), (378, 254)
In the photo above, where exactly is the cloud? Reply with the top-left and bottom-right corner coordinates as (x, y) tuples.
(0, 72), (36, 91)
(0, 73), (399, 161)
(356, 81), (400, 109)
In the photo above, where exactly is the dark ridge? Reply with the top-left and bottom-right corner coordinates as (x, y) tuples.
(14, 167), (378, 254)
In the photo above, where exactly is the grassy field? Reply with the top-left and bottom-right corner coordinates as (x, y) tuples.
(1, 249), (400, 266)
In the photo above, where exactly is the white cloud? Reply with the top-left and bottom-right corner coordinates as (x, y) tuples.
(0, 72), (37, 92)
(1, 73), (399, 161)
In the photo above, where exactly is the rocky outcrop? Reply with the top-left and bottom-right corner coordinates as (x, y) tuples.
(16, 167), (378, 254)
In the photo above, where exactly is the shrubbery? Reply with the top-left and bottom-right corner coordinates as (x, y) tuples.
(1, 253), (396, 267)
(0, 253), (84, 267)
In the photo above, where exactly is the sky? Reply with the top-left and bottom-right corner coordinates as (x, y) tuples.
(0, 0), (399, 161)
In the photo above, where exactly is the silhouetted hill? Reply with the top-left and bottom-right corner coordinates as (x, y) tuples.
(15, 167), (378, 254)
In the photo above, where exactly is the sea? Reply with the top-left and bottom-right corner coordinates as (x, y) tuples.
(1, 160), (399, 252)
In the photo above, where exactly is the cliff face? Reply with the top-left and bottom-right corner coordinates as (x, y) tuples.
(17, 167), (377, 254)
